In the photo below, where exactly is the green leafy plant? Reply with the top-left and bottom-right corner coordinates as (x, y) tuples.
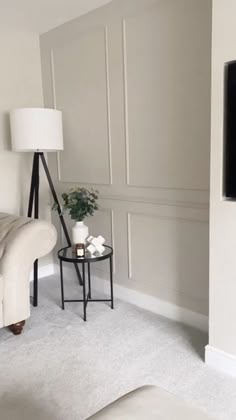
(53, 187), (99, 222)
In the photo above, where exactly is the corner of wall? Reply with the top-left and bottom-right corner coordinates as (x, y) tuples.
(205, 345), (236, 377)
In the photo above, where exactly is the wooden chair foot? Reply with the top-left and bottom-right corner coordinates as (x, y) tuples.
(9, 320), (25, 335)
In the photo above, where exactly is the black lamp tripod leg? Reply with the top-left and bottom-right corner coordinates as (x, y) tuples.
(33, 153), (39, 307)
(39, 153), (83, 286)
(28, 153), (40, 307)
(34, 153), (39, 220)
(27, 153), (37, 218)
(28, 152), (83, 307)
(39, 154), (69, 243)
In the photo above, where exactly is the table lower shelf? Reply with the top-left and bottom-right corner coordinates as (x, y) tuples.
(63, 296), (114, 320)
(64, 298), (112, 303)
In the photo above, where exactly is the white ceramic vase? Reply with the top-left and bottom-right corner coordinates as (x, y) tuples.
(72, 221), (88, 245)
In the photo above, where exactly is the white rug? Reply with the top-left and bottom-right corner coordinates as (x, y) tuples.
(0, 274), (236, 420)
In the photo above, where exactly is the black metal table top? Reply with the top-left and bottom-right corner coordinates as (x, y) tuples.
(58, 245), (113, 263)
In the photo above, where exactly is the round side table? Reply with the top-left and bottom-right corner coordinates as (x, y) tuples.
(58, 245), (114, 321)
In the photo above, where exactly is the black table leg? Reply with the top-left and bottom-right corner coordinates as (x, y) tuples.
(88, 262), (91, 299)
(60, 259), (65, 310)
(109, 255), (114, 309)
(82, 263), (86, 321)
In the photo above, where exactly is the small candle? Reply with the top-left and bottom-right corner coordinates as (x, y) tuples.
(76, 243), (85, 258)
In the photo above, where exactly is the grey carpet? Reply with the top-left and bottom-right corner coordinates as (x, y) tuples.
(0, 273), (236, 420)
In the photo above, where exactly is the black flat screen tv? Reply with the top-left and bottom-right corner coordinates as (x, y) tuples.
(224, 61), (236, 199)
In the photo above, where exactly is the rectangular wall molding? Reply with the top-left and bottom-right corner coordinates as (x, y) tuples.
(51, 26), (112, 185)
(40, 0), (211, 320)
(122, 19), (130, 185)
(121, 4), (210, 191)
(100, 193), (209, 210)
(104, 25), (113, 185)
(126, 211), (209, 314)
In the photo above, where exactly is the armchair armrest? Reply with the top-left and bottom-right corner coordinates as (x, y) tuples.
(0, 219), (57, 326)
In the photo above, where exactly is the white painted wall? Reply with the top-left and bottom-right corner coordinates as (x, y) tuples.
(41, 0), (212, 320)
(0, 30), (52, 267)
(206, 0), (236, 372)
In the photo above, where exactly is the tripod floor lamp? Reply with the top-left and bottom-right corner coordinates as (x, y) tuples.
(10, 108), (82, 307)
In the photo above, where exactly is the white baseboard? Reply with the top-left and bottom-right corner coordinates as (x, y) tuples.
(30, 263), (56, 281)
(91, 275), (208, 332)
(62, 264), (208, 332)
(205, 345), (236, 377)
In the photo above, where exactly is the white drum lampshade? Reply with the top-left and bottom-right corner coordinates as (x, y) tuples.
(10, 108), (64, 152)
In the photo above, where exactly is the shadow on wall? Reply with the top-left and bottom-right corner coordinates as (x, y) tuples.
(0, 393), (59, 420)
(174, 220), (209, 359)
(178, 323), (208, 360)
(0, 111), (35, 216)
(0, 111), (11, 151)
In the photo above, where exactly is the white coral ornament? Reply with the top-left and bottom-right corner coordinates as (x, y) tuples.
(87, 235), (106, 255)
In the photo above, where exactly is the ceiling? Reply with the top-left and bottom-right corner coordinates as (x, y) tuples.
(0, 0), (112, 34)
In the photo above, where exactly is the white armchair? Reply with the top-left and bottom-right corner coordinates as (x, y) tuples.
(0, 213), (57, 334)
